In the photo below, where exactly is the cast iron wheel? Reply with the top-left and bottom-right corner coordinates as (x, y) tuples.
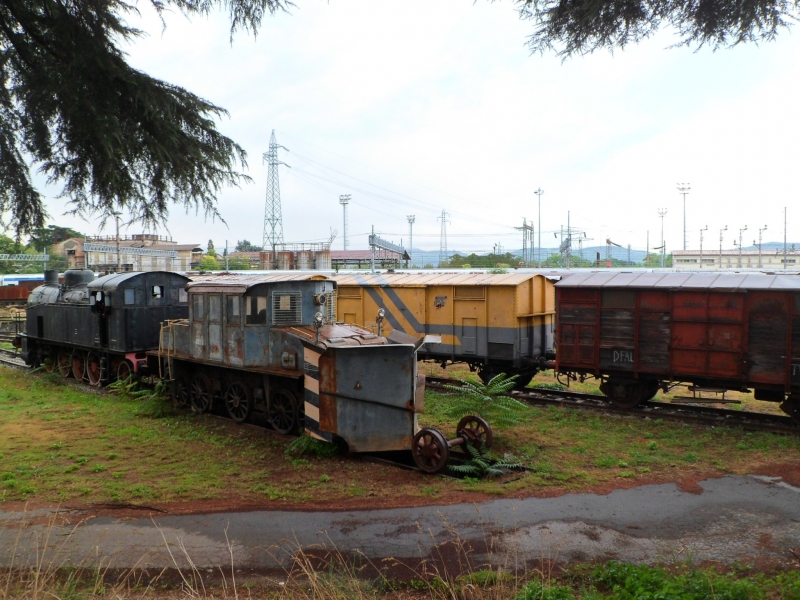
(412, 428), (450, 474)
(513, 373), (535, 390)
(85, 353), (102, 386)
(456, 415), (494, 451)
(71, 351), (86, 380)
(57, 351), (72, 378)
(43, 352), (55, 373)
(780, 397), (800, 426)
(116, 359), (134, 383)
(190, 373), (214, 413)
(269, 388), (298, 434)
(224, 382), (252, 423)
(600, 378), (645, 409)
(172, 374), (190, 408)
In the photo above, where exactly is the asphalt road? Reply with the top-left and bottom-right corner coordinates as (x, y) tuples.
(3, 475), (800, 577)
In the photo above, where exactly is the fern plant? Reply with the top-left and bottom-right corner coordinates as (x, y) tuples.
(449, 442), (523, 478)
(286, 434), (340, 458)
(442, 372), (528, 426)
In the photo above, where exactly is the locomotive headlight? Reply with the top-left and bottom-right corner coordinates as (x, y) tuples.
(314, 311), (325, 327)
(377, 308), (385, 320)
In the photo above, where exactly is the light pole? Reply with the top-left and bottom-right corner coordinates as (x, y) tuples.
(757, 225), (767, 268)
(699, 226), (708, 269)
(677, 183), (690, 251)
(339, 195), (350, 250)
(657, 208), (668, 268)
(534, 188), (544, 267)
(407, 215), (415, 267)
(718, 225), (727, 269)
(113, 212), (122, 272)
(738, 225), (748, 268)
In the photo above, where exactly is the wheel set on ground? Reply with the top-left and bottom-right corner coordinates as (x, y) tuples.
(412, 415), (493, 474)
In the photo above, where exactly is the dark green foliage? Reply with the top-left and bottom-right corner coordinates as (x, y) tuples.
(0, 0), (290, 235)
(516, 0), (799, 57)
(28, 225), (85, 249)
(515, 579), (575, 600)
(449, 441), (523, 478)
(531, 381), (567, 391)
(442, 372), (529, 426)
(235, 239), (263, 252)
(286, 433), (340, 458)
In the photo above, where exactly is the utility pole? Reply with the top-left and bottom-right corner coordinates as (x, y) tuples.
(438, 210), (450, 267)
(262, 130), (288, 267)
(370, 225), (375, 273)
(719, 225), (727, 269)
(534, 188), (544, 268)
(114, 212), (122, 272)
(757, 225), (767, 268)
(339, 195), (351, 250)
(646, 231), (649, 267)
(699, 226), (708, 269)
(407, 215), (415, 267)
(784, 207), (788, 270)
(677, 183), (690, 251)
(738, 226), (748, 268)
(657, 208), (668, 268)
(224, 240), (229, 271)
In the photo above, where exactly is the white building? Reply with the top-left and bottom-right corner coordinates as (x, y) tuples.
(673, 249), (800, 271)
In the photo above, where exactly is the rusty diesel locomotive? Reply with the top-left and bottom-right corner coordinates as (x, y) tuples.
(157, 275), (427, 453)
(21, 269), (191, 382)
(555, 272), (800, 422)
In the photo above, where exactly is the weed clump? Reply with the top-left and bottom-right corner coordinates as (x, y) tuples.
(442, 372), (529, 427)
(286, 434), (340, 458)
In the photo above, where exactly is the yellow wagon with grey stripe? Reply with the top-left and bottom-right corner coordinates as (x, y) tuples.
(333, 272), (556, 386)
(159, 274), (424, 453)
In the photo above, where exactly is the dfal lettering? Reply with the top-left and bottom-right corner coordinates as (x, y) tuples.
(613, 349), (634, 364)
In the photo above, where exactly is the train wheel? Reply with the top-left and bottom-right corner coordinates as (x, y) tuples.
(224, 382), (252, 423)
(642, 380), (661, 402)
(412, 428), (450, 474)
(43, 353), (56, 373)
(190, 373), (214, 413)
(172, 374), (190, 408)
(600, 378), (646, 409)
(456, 415), (494, 451)
(57, 351), (72, 378)
(116, 359), (134, 383)
(71, 351), (86, 380)
(85, 353), (102, 386)
(269, 388), (298, 434)
(513, 373), (535, 390)
(780, 397), (800, 426)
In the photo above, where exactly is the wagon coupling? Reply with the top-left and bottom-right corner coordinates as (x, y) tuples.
(411, 415), (493, 474)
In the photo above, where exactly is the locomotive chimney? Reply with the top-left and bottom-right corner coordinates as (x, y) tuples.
(44, 269), (59, 286)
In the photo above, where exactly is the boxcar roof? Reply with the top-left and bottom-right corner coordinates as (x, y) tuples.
(332, 272), (546, 287)
(556, 271), (800, 291)
(87, 271), (190, 291)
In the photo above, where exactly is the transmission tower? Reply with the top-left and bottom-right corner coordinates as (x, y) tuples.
(407, 215), (415, 266)
(339, 195), (351, 250)
(262, 130), (289, 260)
(438, 210), (450, 267)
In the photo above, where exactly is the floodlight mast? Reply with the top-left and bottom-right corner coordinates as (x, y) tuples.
(677, 183), (690, 251)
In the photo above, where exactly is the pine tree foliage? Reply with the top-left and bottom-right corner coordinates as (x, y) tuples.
(515, 0), (800, 57)
(0, 0), (290, 235)
(442, 372), (528, 427)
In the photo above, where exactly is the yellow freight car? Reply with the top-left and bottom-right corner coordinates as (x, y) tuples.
(332, 272), (556, 386)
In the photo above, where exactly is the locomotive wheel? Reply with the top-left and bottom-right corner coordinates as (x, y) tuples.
(71, 351), (86, 380)
(190, 373), (214, 413)
(224, 382), (252, 423)
(642, 380), (661, 402)
(172, 374), (190, 408)
(43, 353), (55, 373)
(85, 353), (102, 386)
(269, 388), (298, 435)
(116, 359), (134, 383)
(412, 428), (450, 474)
(57, 351), (72, 378)
(456, 415), (494, 451)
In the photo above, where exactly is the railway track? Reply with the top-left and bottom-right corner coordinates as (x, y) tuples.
(0, 347), (26, 368)
(425, 376), (800, 435)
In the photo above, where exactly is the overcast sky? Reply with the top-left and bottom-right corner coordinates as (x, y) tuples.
(39, 0), (800, 256)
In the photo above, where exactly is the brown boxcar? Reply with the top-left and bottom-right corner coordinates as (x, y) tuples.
(555, 272), (800, 422)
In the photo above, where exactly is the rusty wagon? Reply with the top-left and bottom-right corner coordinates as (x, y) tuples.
(555, 271), (800, 422)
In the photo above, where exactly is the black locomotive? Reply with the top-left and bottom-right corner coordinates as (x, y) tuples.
(21, 269), (190, 383)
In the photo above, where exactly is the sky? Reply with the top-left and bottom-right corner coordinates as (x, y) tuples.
(35, 0), (800, 257)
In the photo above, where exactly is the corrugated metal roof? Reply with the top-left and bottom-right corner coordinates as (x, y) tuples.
(332, 272), (546, 287)
(556, 271), (800, 290)
(187, 273), (329, 289)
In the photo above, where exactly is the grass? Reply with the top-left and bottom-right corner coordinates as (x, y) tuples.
(2, 363), (800, 507)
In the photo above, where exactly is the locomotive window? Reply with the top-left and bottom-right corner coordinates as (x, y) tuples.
(193, 294), (204, 320)
(245, 296), (268, 325)
(226, 296), (241, 325)
(178, 289), (188, 303)
(208, 295), (221, 322)
(151, 285), (163, 299)
(124, 288), (135, 305)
